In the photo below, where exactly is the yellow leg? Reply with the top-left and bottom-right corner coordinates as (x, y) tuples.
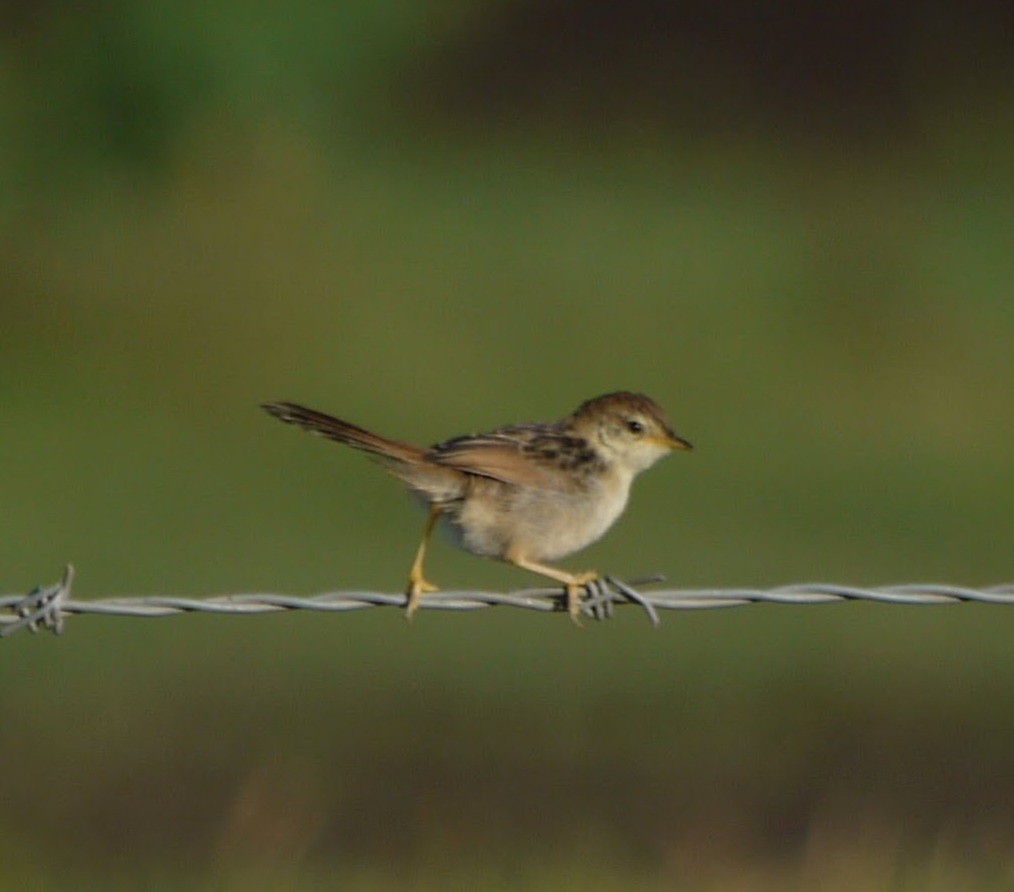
(404, 505), (441, 620)
(506, 551), (598, 626)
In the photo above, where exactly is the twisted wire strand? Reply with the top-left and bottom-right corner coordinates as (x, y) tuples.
(2, 565), (1012, 638)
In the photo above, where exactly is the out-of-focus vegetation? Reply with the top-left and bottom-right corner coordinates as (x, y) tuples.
(2, 2), (1013, 889)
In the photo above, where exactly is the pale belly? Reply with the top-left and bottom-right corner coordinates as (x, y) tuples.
(437, 476), (631, 562)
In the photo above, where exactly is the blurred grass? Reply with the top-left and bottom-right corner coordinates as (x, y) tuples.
(2, 2), (1014, 889)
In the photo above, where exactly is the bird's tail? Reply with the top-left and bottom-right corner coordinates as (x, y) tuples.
(261, 402), (425, 464)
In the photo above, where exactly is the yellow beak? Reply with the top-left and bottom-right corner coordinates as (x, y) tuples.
(659, 433), (693, 451)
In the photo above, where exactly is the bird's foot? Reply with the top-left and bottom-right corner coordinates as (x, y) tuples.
(404, 574), (439, 621)
(565, 571), (600, 626)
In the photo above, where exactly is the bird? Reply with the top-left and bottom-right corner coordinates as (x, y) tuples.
(261, 392), (691, 622)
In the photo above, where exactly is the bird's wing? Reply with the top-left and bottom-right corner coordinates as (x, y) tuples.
(427, 428), (571, 490)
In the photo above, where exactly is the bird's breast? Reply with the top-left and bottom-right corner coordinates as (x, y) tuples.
(438, 468), (633, 562)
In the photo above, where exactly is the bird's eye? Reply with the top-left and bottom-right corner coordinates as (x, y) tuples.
(626, 419), (644, 434)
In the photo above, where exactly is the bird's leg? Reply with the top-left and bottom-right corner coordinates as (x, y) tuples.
(506, 551), (598, 625)
(404, 504), (441, 620)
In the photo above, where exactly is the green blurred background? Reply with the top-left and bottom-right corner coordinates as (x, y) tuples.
(2, 1), (1013, 889)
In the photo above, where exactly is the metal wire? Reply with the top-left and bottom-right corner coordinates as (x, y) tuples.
(2, 565), (1013, 638)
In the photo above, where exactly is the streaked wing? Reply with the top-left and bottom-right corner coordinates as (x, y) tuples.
(428, 426), (570, 490)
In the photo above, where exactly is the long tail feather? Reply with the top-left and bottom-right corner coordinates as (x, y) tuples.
(261, 402), (423, 463)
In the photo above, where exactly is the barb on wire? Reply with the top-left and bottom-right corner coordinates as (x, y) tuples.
(2, 565), (1013, 639)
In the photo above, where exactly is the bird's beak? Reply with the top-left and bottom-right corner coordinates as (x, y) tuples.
(663, 433), (693, 451)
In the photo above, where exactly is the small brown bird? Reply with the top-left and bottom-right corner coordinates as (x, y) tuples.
(262, 392), (691, 621)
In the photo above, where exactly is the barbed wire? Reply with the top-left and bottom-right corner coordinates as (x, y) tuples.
(2, 565), (1013, 638)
